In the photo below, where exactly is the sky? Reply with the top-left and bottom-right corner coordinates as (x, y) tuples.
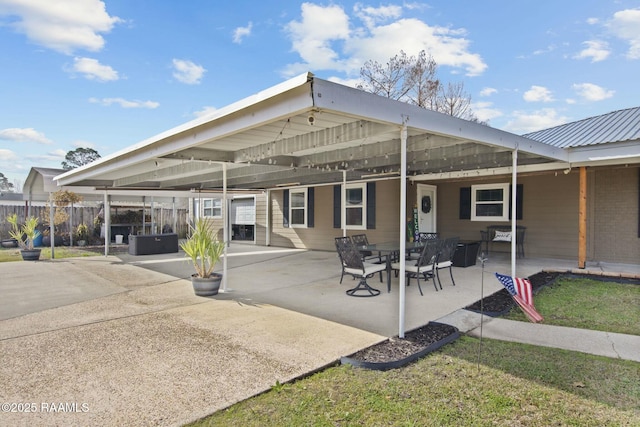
(1, 0), (639, 189)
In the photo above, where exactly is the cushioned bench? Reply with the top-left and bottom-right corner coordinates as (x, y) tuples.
(480, 225), (526, 258)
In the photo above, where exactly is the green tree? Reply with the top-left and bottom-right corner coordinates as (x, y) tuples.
(0, 172), (15, 192)
(61, 147), (101, 170)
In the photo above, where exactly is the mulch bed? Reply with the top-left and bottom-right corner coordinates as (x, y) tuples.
(465, 271), (560, 316)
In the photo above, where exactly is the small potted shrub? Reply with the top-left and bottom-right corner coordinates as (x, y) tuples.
(7, 213), (42, 261)
(180, 218), (225, 296)
(76, 223), (89, 246)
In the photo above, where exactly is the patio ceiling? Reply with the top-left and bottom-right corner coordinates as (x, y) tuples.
(56, 73), (568, 191)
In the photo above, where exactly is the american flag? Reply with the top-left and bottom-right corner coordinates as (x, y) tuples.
(495, 272), (544, 323)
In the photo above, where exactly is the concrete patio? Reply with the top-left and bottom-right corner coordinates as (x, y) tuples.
(1, 244), (638, 426)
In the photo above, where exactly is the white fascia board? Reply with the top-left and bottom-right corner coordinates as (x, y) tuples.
(566, 140), (640, 166)
(56, 73), (315, 186)
(311, 78), (567, 161)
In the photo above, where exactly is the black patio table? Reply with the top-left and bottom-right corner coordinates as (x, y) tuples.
(358, 241), (426, 292)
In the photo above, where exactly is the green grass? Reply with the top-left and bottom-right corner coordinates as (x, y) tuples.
(504, 276), (640, 335)
(190, 337), (640, 426)
(0, 246), (102, 262)
(189, 275), (640, 427)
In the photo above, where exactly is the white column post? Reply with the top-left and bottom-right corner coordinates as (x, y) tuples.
(222, 163), (229, 292)
(511, 148), (518, 278)
(104, 191), (110, 256)
(341, 170), (347, 237)
(398, 124), (408, 338)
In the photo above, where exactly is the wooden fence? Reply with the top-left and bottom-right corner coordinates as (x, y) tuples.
(0, 205), (189, 243)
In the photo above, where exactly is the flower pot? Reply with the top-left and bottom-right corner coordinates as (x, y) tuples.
(191, 273), (222, 296)
(20, 249), (42, 261)
(1, 239), (18, 248)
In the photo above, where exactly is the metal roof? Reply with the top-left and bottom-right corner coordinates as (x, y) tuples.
(54, 73), (567, 191)
(523, 106), (640, 148)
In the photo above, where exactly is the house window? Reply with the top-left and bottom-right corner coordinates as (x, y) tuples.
(289, 188), (307, 227)
(471, 183), (510, 221)
(202, 198), (222, 218)
(345, 183), (366, 229)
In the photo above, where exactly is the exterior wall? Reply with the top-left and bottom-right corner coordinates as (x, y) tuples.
(262, 166), (640, 265)
(270, 179), (401, 251)
(592, 167), (640, 264)
(429, 173), (580, 260)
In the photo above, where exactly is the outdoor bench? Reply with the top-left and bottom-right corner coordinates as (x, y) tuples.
(479, 225), (526, 258)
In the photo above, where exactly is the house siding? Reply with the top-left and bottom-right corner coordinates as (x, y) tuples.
(270, 180), (401, 251)
(264, 166), (640, 265)
(592, 167), (640, 264)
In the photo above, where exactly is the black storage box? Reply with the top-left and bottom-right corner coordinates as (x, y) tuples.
(452, 240), (480, 267)
(128, 233), (179, 255)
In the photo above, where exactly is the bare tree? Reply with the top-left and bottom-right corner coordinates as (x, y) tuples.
(359, 50), (480, 122)
(0, 172), (14, 192)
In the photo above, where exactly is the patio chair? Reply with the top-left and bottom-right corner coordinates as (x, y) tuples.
(335, 238), (386, 297)
(435, 237), (459, 288)
(391, 239), (440, 296)
(335, 236), (356, 284)
(408, 232), (440, 260)
(351, 233), (386, 280)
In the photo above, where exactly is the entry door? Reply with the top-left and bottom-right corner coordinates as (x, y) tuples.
(417, 184), (437, 233)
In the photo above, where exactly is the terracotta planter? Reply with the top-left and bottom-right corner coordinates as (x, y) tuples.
(191, 273), (222, 296)
(20, 249), (42, 261)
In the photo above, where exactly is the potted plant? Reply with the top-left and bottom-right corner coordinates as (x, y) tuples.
(180, 218), (225, 296)
(76, 223), (89, 246)
(7, 213), (42, 261)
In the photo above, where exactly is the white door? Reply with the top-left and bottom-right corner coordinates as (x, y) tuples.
(417, 184), (437, 233)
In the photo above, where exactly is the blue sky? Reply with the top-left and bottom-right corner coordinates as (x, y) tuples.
(1, 0), (639, 188)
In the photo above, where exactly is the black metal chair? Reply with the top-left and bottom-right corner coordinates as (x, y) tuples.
(435, 237), (459, 288)
(335, 237), (386, 297)
(351, 233), (385, 280)
(408, 232), (440, 260)
(391, 239), (440, 295)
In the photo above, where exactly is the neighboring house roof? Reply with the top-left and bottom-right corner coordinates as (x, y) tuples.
(524, 106), (640, 148)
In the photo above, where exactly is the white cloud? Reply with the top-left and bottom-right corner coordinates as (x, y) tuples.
(89, 97), (159, 109)
(607, 8), (640, 59)
(193, 106), (218, 119)
(72, 140), (96, 149)
(233, 22), (253, 44)
(586, 17), (599, 25)
(471, 101), (503, 123)
(0, 149), (18, 161)
(523, 85), (554, 102)
(283, 3), (486, 77)
(0, 127), (52, 144)
(172, 59), (206, 84)
(479, 87), (497, 97)
(503, 109), (569, 134)
(354, 4), (402, 29)
(0, 0), (121, 54)
(26, 149), (67, 162)
(572, 83), (614, 101)
(574, 40), (610, 62)
(71, 57), (119, 81)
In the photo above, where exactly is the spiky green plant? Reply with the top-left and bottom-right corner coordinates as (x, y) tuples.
(180, 218), (225, 278)
(7, 213), (41, 250)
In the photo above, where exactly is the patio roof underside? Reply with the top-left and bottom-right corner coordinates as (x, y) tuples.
(56, 75), (567, 191)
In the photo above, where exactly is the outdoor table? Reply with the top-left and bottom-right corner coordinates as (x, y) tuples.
(358, 241), (425, 292)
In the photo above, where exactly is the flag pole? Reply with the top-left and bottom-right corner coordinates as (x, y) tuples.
(477, 251), (487, 370)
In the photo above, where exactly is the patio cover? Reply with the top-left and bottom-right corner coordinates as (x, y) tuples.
(54, 72), (577, 336)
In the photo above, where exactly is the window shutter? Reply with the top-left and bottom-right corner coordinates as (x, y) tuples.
(366, 182), (376, 229)
(307, 187), (314, 228)
(333, 185), (341, 228)
(459, 187), (471, 219)
(509, 184), (524, 220)
(283, 190), (289, 228)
